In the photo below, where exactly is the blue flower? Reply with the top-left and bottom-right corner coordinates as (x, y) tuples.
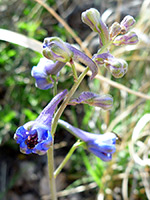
(14, 90), (67, 155)
(58, 119), (117, 161)
(31, 57), (65, 90)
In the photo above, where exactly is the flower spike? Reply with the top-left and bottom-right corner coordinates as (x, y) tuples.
(58, 119), (117, 161)
(14, 90), (67, 155)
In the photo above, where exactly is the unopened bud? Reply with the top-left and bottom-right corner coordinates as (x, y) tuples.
(113, 32), (138, 46)
(94, 52), (128, 78)
(69, 91), (113, 110)
(81, 8), (109, 46)
(120, 15), (135, 33)
(105, 58), (128, 78)
(109, 22), (121, 39)
(43, 37), (73, 63)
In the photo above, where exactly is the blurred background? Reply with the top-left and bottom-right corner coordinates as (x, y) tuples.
(0, 0), (150, 199)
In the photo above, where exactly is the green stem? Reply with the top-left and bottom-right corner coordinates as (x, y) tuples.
(70, 59), (78, 81)
(97, 40), (113, 54)
(53, 79), (57, 97)
(47, 145), (57, 200)
(47, 79), (58, 200)
(54, 140), (83, 178)
(51, 66), (89, 135)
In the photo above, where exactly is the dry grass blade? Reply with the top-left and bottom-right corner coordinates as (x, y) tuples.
(41, 182), (97, 199)
(106, 98), (145, 132)
(0, 28), (42, 53)
(129, 114), (150, 166)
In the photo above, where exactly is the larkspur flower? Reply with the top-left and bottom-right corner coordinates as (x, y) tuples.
(14, 90), (67, 155)
(58, 119), (117, 161)
(69, 91), (113, 110)
(31, 58), (65, 90)
(93, 52), (128, 78)
(43, 37), (98, 80)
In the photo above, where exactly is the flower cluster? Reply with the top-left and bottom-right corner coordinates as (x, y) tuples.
(81, 8), (138, 78)
(14, 8), (138, 162)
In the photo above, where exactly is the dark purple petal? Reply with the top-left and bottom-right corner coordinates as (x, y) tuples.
(66, 43), (98, 80)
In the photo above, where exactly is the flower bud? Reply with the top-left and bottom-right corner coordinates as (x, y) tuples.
(69, 91), (113, 110)
(43, 37), (73, 63)
(113, 32), (138, 46)
(94, 52), (128, 78)
(120, 15), (136, 33)
(81, 8), (101, 33)
(109, 22), (121, 39)
(81, 8), (109, 46)
(105, 58), (128, 78)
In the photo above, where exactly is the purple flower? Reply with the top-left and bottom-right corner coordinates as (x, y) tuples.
(113, 32), (138, 46)
(14, 90), (67, 155)
(31, 58), (65, 90)
(69, 91), (113, 110)
(58, 119), (117, 161)
(93, 52), (128, 78)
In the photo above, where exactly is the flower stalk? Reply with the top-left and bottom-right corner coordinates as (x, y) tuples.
(54, 140), (83, 178)
(47, 146), (57, 200)
(51, 66), (89, 135)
